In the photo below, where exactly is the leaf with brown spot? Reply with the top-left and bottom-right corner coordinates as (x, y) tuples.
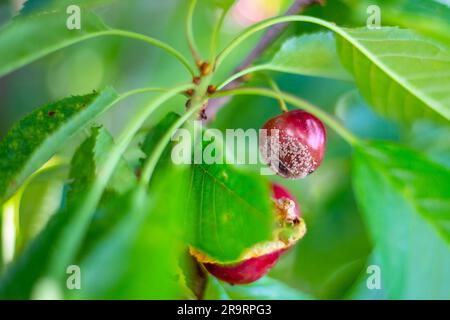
(0, 87), (118, 204)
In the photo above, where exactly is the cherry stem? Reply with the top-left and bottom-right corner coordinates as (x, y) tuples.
(262, 75), (288, 113)
(140, 71), (214, 184)
(212, 87), (361, 146)
(210, 7), (230, 65)
(207, 1), (323, 121)
(104, 29), (195, 76)
(186, 0), (202, 66)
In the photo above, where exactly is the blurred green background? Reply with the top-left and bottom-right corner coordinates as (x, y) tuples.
(0, 0), (449, 300)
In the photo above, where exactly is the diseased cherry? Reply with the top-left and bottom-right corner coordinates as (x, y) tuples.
(272, 182), (301, 224)
(203, 249), (286, 285)
(191, 183), (305, 285)
(260, 110), (326, 179)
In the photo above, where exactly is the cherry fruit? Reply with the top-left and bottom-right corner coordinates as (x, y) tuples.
(260, 110), (326, 179)
(191, 183), (306, 285)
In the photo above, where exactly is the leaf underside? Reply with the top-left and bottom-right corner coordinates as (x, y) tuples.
(337, 27), (450, 124)
(268, 32), (351, 81)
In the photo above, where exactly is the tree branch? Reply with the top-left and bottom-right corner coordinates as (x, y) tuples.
(205, 0), (324, 121)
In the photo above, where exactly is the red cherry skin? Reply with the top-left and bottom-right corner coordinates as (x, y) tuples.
(203, 249), (286, 285)
(271, 183), (301, 220)
(200, 183), (302, 285)
(260, 110), (326, 178)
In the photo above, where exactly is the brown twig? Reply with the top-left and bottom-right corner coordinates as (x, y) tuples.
(205, 0), (324, 121)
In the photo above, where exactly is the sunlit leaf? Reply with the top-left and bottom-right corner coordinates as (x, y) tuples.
(266, 32), (351, 81)
(337, 27), (450, 123)
(357, 0), (450, 45)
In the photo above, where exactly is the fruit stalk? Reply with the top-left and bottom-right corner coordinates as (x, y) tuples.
(212, 87), (359, 146)
(205, 0), (324, 120)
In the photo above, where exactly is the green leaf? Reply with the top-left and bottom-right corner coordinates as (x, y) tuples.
(16, 165), (68, 254)
(39, 86), (193, 294)
(336, 27), (450, 123)
(140, 112), (180, 165)
(359, 0), (450, 45)
(352, 142), (450, 299)
(0, 87), (118, 204)
(185, 162), (274, 262)
(0, 9), (108, 78)
(70, 126), (137, 259)
(69, 126), (136, 198)
(20, 0), (117, 14)
(204, 276), (312, 300)
(266, 32), (351, 81)
(140, 116), (275, 263)
(0, 104), (134, 301)
(74, 165), (189, 299)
